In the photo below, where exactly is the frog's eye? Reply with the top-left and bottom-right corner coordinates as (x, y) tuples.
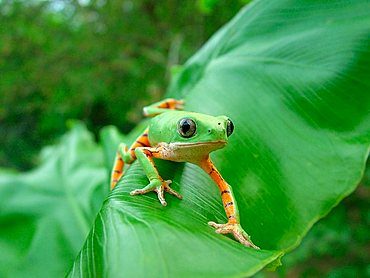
(178, 118), (196, 138)
(226, 119), (234, 137)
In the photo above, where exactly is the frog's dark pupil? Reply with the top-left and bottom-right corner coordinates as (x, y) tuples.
(182, 121), (190, 133)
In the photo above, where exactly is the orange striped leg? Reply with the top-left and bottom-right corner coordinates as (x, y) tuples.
(130, 147), (182, 206)
(127, 128), (150, 161)
(110, 143), (128, 189)
(110, 129), (150, 189)
(143, 98), (184, 117)
(156, 98), (184, 110)
(200, 157), (259, 249)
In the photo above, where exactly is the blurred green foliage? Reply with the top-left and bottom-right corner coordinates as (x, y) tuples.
(254, 180), (369, 278)
(275, 183), (370, 277)
(0, 0), (245, 170)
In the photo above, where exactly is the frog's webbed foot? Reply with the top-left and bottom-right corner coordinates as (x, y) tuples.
(130, 179), (182, 206)
(208, 221), (260, 249)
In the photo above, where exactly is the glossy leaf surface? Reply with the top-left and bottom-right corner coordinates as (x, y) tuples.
(69, 0), (370, 277)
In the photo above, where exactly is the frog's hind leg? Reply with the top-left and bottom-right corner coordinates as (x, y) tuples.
(111, 143), (128, 189)
(143, 98), (184, 117)
(200, 157), (259, 249)
(127, 128), (150, 161)
(130, 146), (182, 206)
(110, 128), (150, 189)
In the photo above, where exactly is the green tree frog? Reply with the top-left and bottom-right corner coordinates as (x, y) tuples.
(111, 98), (259, 249)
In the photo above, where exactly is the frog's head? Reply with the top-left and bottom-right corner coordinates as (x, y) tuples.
(149, 111), (234, 159)
(172, 111), (234, 159)
(175, 112), (233, 146)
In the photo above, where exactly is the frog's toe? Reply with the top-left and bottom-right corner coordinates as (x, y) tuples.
(130, 179), (159, 196)
(130, 188), (151, 195)
(208, 221), (226, 232)
(154, 184), (167, 206)
(130, 179), (181, 206)
(163, 180), (182, 200)
(208, 221), (259, 249)
(154, 180), (182, 205)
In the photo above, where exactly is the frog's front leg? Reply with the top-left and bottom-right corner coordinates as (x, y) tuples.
(131, 147), (182, 206)
(200, 157), (259, 249)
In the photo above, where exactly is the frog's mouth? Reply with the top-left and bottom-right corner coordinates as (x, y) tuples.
(172, 140), (227, 147)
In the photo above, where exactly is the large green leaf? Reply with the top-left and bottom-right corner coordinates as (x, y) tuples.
(0, 123), (108, 277)
(69, 0), (370, 277)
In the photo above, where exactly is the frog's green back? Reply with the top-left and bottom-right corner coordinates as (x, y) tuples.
(147, 111), (230, 146)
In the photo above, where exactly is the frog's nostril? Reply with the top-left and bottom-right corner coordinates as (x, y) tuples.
(218, 122), (221, 125)
(208, 129), (212, 133)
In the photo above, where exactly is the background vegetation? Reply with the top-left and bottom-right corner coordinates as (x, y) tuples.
(0, 0), (245, 170)
(0, 0), (369, 277)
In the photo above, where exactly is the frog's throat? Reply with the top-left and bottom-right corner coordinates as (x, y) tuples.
(155, 140), (227, 164)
